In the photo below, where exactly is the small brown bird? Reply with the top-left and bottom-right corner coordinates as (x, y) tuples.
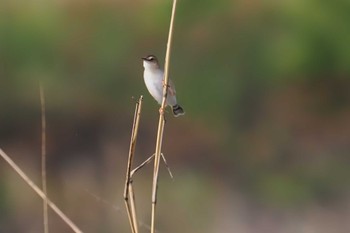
(142, 55), (185, 117)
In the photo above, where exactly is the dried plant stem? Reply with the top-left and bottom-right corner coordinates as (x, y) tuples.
(124, 96), (143, 233)
(0, 148), (83, 233)
(40, 83), (49, 233)
(130, 153), (173, 179)
(151, 0), (178, 233)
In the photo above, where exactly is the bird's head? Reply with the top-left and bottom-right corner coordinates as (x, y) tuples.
(142, 55), (160, 69)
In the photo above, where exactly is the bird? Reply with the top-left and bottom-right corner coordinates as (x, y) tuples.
(142, 55), (185, 117)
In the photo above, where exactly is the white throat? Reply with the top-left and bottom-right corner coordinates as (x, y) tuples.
(143, 61), (159, 71)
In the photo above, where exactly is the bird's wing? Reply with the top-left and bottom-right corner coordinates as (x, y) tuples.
(168, 79), (176, 96)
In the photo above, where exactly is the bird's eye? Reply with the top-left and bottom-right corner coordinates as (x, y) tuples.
(149, 57), (154, 61)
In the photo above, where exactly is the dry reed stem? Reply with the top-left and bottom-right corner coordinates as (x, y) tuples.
(0, 148), (83, 233)
(40, 83), (49, 233)
(151, 0), (178, 232)
(124, 96), (143, 233)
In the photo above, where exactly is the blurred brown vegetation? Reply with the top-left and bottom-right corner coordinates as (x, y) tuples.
(0, 0), (350, 232)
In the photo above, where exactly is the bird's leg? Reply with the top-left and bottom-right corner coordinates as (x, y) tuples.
(160, 79), (169, 120)
(159, 107), (165, 115)
(158, 107), (167, 123)
(162, 80), (170, 89)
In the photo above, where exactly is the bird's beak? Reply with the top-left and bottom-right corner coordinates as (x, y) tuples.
(141, 57), (147, 60)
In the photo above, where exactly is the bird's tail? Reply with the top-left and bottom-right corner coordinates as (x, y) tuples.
(172, 104), (185, 117)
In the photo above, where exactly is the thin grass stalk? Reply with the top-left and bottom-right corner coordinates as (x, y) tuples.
(128, 184), (138, 232)
(0, 148), (83, 233)
(124, 199), (136, 233)
(151, 0), (178, 232)
(124, 96), (143, 233)
(40, 83), (49, 233)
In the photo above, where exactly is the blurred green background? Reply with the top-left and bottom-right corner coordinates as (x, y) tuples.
(1, 0), (350, 232)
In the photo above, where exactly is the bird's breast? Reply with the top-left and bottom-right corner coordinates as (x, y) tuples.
(144, 70), (164, 103)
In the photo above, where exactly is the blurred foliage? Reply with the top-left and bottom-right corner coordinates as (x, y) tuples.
(0, 0), (350, 232)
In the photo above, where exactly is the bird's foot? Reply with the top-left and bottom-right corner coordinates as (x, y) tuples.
(159, 107), (165, 115)
(162, 80), (170, 88)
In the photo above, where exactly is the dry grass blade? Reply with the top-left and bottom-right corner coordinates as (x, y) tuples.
(40, 83), (49, 233)
(0, 148), (83, 233)
(130, 153), (173, 179)
(160, 153), (173, 180)
(124, 96), (143, 233)
(151, 0), (178, 232)
(130, 154), (155, 177)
